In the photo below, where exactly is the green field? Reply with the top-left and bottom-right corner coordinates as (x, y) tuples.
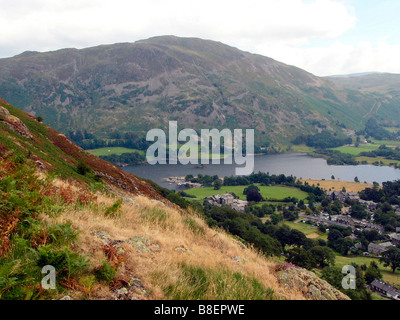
(184, 185), (308, 201)
(291, 145), (316, 153)
(371, 139), (400, 146)
(331, 139), (400, 169)
(332, 144), (381, 155)
(281, 220), (328, 241)
(87, 147), (145, 157)
(335, 255), (400, 287)
(356, 156), (400, 166)
(383, 127), (400, 134)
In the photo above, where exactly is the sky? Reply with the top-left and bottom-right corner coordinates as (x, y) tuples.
(0, 0), (399, 76)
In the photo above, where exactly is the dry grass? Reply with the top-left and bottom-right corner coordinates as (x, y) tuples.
(41, 190), (305, 300)
(301, 179), (372, 193)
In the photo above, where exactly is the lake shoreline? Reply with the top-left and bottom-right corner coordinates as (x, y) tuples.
(122, 153), (400, 190)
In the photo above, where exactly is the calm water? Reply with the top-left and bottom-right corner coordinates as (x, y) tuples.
(123, 153), (400, 190)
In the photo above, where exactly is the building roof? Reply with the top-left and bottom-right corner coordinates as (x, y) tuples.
(371, 280), (400, 296)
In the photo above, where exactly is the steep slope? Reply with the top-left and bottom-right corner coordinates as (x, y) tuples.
(0, 97), (163, 201)
(0, 97), (349, 300)
(1, 36), (399, 148)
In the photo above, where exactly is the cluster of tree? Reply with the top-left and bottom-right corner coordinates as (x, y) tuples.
(380, 247), (400, 273)
(360, 118), (396, 141)
(327, 226), (354, 256)
(222, 172), (297, 187)
(321, 263), (378, 300)
(313, 149), (358, 165)
(67, 129), (94, 142)
(374, 204), (400, 232)
(68, 130), (151, 151)
(359, 181), (396, 203)
(185, 174), (220, 187)
(320, 198), (344, 215)
(282, 206), (299, 221)
(350, 201), (370, 220)
(292, 131), (352, 149)
(359, 181), (400, 231)
(360, 144), (400, 162)
(99, 152), (145, 166)
(202, 204), (312, 257)
(203, 204), (282, 256)
(245, 203), (276, 218)
(286, 246), (335, 270)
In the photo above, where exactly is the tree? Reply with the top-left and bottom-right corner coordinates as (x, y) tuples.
(328, 229), (343, 243)
(286, 247), (315, 269)
(288, 229), (307, 247)
(298, 199), (306, 210)
(243, 184), (260, 195)
(275, 225), (291, 247)
(350, 202), (369, 220)
(335, 238), (353, 256)
(322, 264), (371, 300)
(364, 261), (382, 284)
(310, 246), (335, 268)
(270, 213), (283, 225)
(380, 247), (400, 273)
(213, 179), (222, 190)
(76, 161), (91, 175)
(321, 199), (330, 208)
(246, 189), (263, 202)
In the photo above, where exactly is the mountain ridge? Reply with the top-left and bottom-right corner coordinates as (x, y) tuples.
(1, 36), (400, 149)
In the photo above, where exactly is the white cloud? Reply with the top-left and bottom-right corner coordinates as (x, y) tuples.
(6, 0), (398, 77)
(0, 0), (354, 50)
(274, 40), (400, 76)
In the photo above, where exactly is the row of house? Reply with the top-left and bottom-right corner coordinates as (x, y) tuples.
(370, 280), (400, 300)
(301, 214), (356, 231)
(367, 242), (394, 255)
(326, 191), (360, 202)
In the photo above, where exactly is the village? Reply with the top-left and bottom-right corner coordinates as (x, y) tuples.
(201, 188), (400, 300)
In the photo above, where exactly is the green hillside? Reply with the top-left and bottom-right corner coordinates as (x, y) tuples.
(1, 36), (399, 151)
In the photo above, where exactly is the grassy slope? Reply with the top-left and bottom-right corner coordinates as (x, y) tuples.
(0, 99), (164, 201)
(0, 98), (310, 300)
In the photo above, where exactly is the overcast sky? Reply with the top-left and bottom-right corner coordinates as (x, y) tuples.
(0, 0), (399, 76)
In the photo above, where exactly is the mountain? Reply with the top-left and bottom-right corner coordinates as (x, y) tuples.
(1, 36), (400, 149)
(0, 97), (349, 300)
(326, 72), (400, 95)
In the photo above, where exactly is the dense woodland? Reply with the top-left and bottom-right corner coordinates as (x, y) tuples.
(292, 131), (352, 149)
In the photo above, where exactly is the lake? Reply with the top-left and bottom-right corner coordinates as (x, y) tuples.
(123, 153), (400, 190)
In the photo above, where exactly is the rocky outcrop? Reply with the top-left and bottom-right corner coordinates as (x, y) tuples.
(0, 107), (33, 139)
(276, 264), (350, 300)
